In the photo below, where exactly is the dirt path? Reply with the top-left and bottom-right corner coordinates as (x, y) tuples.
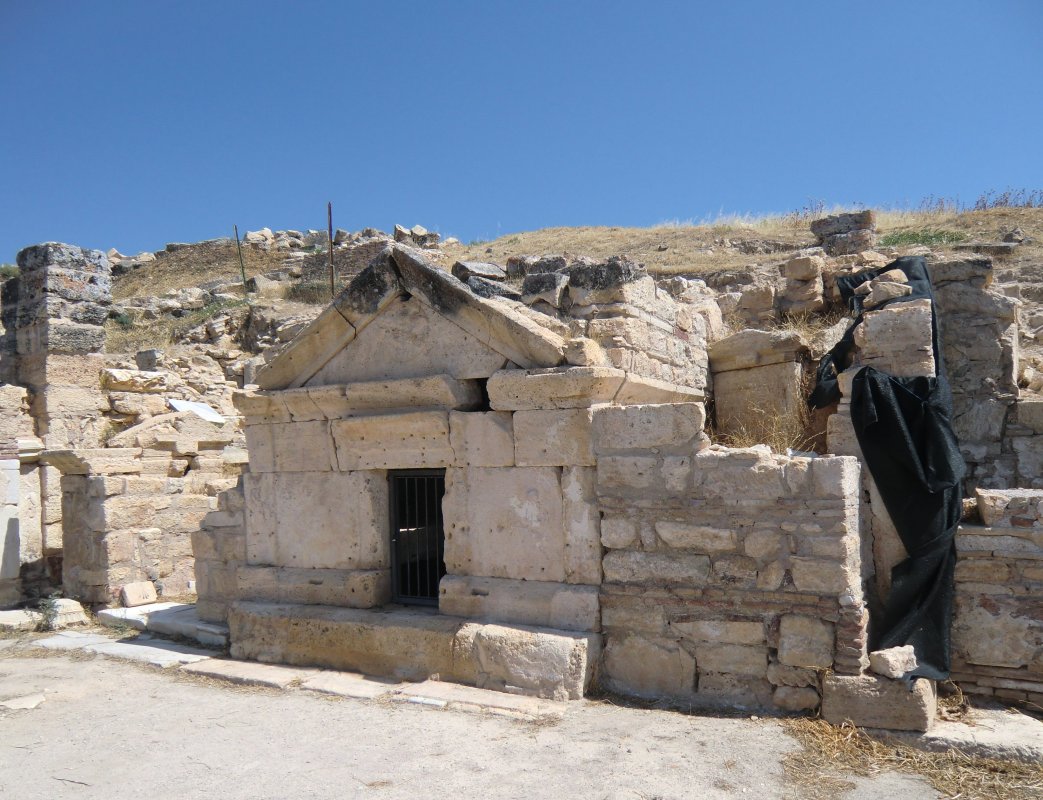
(0, 651), (938, 800)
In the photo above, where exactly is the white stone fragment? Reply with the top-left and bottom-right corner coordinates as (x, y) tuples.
(868, 645), (918, 679)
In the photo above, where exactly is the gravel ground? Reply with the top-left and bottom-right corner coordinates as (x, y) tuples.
(0, 651), (939, 800)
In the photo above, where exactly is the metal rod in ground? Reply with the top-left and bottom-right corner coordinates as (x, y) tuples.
(327, 202), (335, 299)
(233, 224), (250, 304)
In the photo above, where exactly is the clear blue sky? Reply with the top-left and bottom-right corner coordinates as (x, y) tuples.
(1, 0), (1041, 262)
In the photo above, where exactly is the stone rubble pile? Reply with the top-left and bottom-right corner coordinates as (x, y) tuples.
(810, 210), (878, 256)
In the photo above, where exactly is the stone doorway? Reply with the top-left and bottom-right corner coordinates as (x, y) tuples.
(389, 470), (446, 606)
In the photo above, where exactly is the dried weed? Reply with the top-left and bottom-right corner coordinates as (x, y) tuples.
(783, 717), (1043, 800)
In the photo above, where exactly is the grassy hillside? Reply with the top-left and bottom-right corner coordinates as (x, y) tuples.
(110, 205), (1042, 302)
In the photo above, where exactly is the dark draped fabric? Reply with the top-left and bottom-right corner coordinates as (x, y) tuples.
(810, 256), (962, 679)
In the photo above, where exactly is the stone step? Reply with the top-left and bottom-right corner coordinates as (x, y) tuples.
(394, 680), (566, 719)
(228, 601), (600, 701)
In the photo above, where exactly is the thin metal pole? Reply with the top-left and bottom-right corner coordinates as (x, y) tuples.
(327, 201), (335, 299)
(233, 224), (249, 304)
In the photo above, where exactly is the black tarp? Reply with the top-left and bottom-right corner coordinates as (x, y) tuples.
(810, 256), (962, 680)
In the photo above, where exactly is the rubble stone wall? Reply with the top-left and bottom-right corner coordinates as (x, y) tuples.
(596, 430), (867, 712)
(53, 415), (242, 605)
(931, 256), (1023, 491)
(951, 490), (1043, 708)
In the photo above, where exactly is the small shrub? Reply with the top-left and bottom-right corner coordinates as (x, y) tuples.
(111, 311), (134, 330)
(0, 263), (18, 281)
(878, 229), (968, 247)
(35, 592), (62, 632)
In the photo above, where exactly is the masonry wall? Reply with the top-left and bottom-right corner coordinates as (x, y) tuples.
(596, 427), (867, 711)
(54, 413), (241, 605)
(950, 490), (1043, 708)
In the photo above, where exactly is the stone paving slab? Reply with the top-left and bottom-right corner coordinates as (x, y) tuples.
(394, 680), (568, 718)
(299, 671), (403, 699)
(36, 631), (114, 650)
(84, 636), (215, 668)
(181, 658), (318, 688)
(882, 704), (1043, 764)
(0, 693), (45, 710)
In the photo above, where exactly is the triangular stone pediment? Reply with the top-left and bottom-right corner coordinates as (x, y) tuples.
(255, 244), (568, 391)
(305, 295), (509, 386)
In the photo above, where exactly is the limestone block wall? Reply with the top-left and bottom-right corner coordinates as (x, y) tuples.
(227, 374), (608, 633)
(193, 480), (246, 623)
(950, 490), (1043, 708)
(594, 403), (868, 711)
(53, 434), (240, 605)
(568, 266), (710, 393)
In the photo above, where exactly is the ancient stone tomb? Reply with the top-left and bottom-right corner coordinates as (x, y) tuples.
(196, 244), (875, 711)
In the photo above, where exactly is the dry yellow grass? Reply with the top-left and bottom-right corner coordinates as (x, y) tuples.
(444, 206), (1043, 277)
(783, 717), (1043, 800)
(112, 240), (290, 300)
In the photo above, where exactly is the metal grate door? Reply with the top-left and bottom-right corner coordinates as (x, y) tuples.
(389, 470), (446, 606)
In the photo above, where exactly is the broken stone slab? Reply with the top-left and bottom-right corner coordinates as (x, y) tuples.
(783, 255), (825, 281)
(0, 609), (37, 631)
(96, 602), (189, 632)
(145, 605), (230, 648)
(708, 329), (809, 374)
(100, 368), (180, 393)
(181, 658), (319, 688)
(853, 298), (936, 377)
(614, 375), (707, 404)
(452, 261), (506, 282)
(120, 581), (158, 607)
(467, 276), (522, 300)
(487, 367), (626, 410)
(394, 679), (567, 719)
(48, 599), (89, 628)
(863, 281), (913, 309)
(521, 271), (570, 308)
(810, 211), (877, 239)
(821, 673), (936, 732)
(299, 671), (403, 699)
(869, 645), (918, 679)
(505, 254), (567, 279)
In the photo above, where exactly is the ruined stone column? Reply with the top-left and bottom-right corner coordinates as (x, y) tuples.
(3, 243), (112, 450)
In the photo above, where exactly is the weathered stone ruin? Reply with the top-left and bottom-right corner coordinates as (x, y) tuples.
(3, 210), (1043, 731)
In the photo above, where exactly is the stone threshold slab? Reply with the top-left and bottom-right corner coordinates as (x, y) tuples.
(878, 704), (1043, 765)
(393, 680), (567, 719)
(181, 659), (320, 689)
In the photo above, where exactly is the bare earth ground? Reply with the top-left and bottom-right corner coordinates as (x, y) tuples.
(0, 650), (939, 800)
